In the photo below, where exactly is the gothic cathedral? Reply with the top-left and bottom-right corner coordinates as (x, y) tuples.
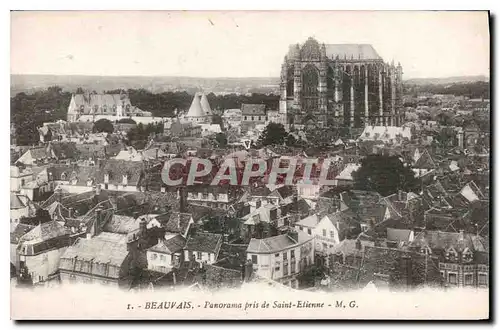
(279, 37), (403, 129)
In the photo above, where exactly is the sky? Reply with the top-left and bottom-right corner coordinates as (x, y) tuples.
(11, 11), (490, 79)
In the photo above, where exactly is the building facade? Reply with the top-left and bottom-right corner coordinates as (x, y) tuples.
(279, 37), (404, 128)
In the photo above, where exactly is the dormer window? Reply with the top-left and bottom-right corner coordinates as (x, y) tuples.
(61, 172), (67, 181)
(104, 173), (109, 183)
(445, 247), (458, 262)
(122, 174), (128, 186)
(102, 105), (107, 113)
(463, 248), (473, 263)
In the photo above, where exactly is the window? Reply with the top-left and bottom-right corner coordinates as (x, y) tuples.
(478, 273), (488, 286)
(244, 116), (248, 120)
(440, 271), (445, 279)
(307, 228), (312, 235)
(251, 255), (258, 264)
(283, 265), (288, 276)
(151, 253), (158, 260)
(160, 255), (166, 262)
(275, 253), (280, 259)
(202, 193), (209, 200)
(323, 243), (328, 250)
(283, 252), (288, 261)
(322, 229), (327, 237)
(448, 272), (457, 285)
(330, 231), (335, 239)
(275, 264), (280, 271)
(464, 273), (473, 286)
(290, 250), (295, 260)
(197, 251), (202, 260)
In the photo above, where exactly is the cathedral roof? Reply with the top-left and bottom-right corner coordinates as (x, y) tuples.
(287, 40), (382, 61)
(325, 44), (381, 60)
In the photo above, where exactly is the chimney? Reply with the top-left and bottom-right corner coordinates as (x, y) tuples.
(398, 189), (403, 201)
(243, 259), (254, 282)
(458, 230), (464, 241)
(139, 218), (147, 238)
(400, 255), (412, 289)
(95, 207), (103, 236)
(68, 207), (74, 218)
(355, 238), (362, 250)
(288, 229), (298, 242)
(179, 187), (188, 213)
(95, 184), (102, 196)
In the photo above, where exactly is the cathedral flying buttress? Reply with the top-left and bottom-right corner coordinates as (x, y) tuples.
(279, 37), (404, 129)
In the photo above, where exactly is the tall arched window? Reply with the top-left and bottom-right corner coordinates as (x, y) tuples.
(286, 67), (294, 99)
(302, 65), (319, 111)
(327, 66), (335, 104)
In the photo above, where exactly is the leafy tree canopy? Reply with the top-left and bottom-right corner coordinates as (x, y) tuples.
(352, 155), (419, 197)
(257, 122), (287, 146)
(92, 118), (114, 133)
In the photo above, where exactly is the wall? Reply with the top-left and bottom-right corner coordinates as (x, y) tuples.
(60, 270), (120, 287)
(21, 247), (68, 284)
(184, 251), (217, 265)
(147, 250), (181, 274)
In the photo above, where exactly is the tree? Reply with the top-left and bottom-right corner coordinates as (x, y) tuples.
(117, 118), (137, 125)
(93, 118), (114, 133)
(215, 132), (228, 147)
(352, 155), (419, 197)
(257, 122), (287, 146)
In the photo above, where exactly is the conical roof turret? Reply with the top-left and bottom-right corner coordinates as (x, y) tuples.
(186, 93), (204, 117)
(200, 93), (213, 116)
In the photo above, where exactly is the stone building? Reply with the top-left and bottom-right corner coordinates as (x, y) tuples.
(279, 37), (404, 128)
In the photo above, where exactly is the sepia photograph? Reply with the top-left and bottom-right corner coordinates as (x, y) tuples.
(9, 10), (490, 320)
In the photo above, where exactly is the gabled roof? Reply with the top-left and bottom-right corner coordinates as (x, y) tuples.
(247, 231), (312, 254)
(153, 212), (193, 235)
(60, 235), (129, 272)
(387, 228), (413, 242)
(149, 234), (186, 254)
(296, 214), (319, 228)
(185, 232), (223, 254)
(241, 104), (266, 116)
(10, 193), (26, 209)
(20, 221), (70, 244)
(11, 224), (36, 244)
(411, 230), (487, 253)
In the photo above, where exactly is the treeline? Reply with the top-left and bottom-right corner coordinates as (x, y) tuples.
(104, 89), (280, 116)
(11, 86), (280, 146)
(404, 81), (490, 99)
(11, 86), (70, 146)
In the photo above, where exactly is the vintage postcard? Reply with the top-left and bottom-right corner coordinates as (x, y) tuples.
(10, 10), (490, 320)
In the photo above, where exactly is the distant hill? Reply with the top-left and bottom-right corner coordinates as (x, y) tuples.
(404, 75), (489, 86)
(10, 74), (280, 96)
(11, 74), (489, 96)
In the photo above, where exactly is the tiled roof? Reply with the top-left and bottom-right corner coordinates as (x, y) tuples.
(154, 212), (193, 235)
(103, 214), (139, 235)
(241, 104), (266, 116)
(185, 232), (223, 254)
(246, 231), (312, 254)
(11, 224), (36, 244)
(387, 228), (413, 242)
(60, 235), (129, 272)
(296, 214), (319, 228)
(10, 193), (26, 209)
(149, 234), (186, 254)
(411, 230), (487, 253)
(20, 221), (70, 244)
